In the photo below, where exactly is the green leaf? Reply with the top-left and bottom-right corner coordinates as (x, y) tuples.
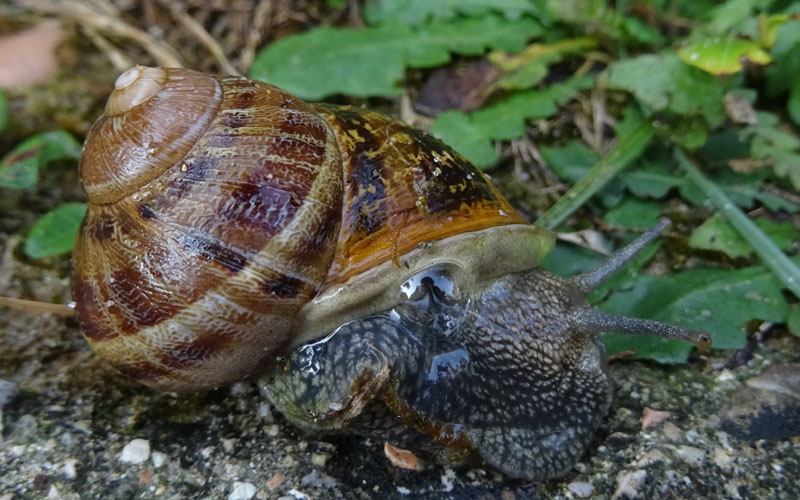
(250, 16), (543, 99)
(789, 79), (800, 125)
(609, 53), (726, 126)
(430, 76), (594, 167)
(742, 111), (800, 189)
(788, 304), (800, 337)
(544, 0), (664, 44)
(600, 265), (789, 362)
(0, 90), (7, 134)
(0, 131), (82, 190)
(24, 202), (87, 259)
(678, 38), (772, 75)
(603, 198), (662, 230)
(363, 0), (538, 26)
(540, 141), (600, 183)
(689, 214), (800, 259)
(705, 0), (767, 35)
(430, 111), (499, 166)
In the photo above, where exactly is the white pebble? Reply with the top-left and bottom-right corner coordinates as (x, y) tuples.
(151, 451), (167, 468)
(119, 439), (150, 464)
(676, 445), (706, 467)
(61, 458), (78, 480)
(229, 481), (257, 500)
(568, 481), (594, 498)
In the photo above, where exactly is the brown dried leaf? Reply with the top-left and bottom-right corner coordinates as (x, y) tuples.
(384, 442), (419, 470)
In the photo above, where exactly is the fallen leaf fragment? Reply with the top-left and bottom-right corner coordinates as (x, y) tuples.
(265, 471), (286, 491)
(384, 442), (418, 470)
(641, 407), (671, 430)
(0, 20), (65, 88)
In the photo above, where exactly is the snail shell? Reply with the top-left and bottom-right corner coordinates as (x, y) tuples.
(73, 66), (551, 391)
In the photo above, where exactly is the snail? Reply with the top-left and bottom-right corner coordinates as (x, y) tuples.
(72, 66), (710, 481)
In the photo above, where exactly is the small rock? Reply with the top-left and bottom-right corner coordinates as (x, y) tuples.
(119, 439), (151, 464)
(151, 451), (167, 468)
(14, 414), (37, 438)
(719, 363), (800, 441)
(229, 481), (257, 500)
(661, 422), (681, 442)
(568, 481), (594, 498)
(441, 468), (456, 492)
(641, 408), (671, 430)
(676, 445), (706, 467)
(0, 380), (17, 408)
(612, 470), (647, 500)
(61, 458), (78, 480)
(635, 449), (668, 468)
(311, 452), (328, 467)
(267, 424), (279, 437)
(712, 447), (732, 469)
(606, 432), (636, 449)
(300, 469), (337, 489)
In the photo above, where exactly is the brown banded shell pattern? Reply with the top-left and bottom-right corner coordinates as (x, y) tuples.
(73, 67), (530, 391)
(73, 68), (343, 391)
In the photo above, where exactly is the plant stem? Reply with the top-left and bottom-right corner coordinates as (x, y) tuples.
(677, 149), (800, 299)
(536, 117), (655, 230)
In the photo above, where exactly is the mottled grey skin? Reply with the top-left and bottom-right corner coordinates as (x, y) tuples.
(261, 221), (709, 481)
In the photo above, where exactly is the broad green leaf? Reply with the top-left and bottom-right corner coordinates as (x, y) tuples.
(250, 16), (542, 99)
(24, 202), (87, 259)
(540, 141), (599, 183)
(542, 241), (606, 278)
(600, 265), (789, 362)
(609, 53), (726, 126)
(431, 76), (594, 167)
(788, 304), (800, 337)
(363, 0), (538, 26)
(689, 214), (800, 258)
(431, 111), (499, 166)
(678, 38), (772, 75)
(0, 90), (6, 133)
(706, 0), (767, 35)
(603, 198), (662, 230)
(0, 131), (81, 190)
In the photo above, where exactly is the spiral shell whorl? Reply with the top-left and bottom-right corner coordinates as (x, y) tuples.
(80, 67), (222, 204)
(74, 68), (343, 391)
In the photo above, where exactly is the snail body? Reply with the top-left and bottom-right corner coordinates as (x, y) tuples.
(73, 67), (709, 480)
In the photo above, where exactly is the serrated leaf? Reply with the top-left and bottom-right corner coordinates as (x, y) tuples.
(678, 38), (772, 75)
(431, 76), (594, 167)
(24, 202), (87, 259)
(743, 111), (800, 189)
(609, 53), (725, 126)
(363, 0), (538, 26)
(250, 16), (542, 99)
(0, 90), (7, 133)
(600, 265), (789, 362)
(0, 131), (81, 190)
(689, 213), (800, 259)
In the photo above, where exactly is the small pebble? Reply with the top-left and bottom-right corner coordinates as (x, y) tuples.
(635, 449), (667, 468)
(676, 445), (706, 467)
(311, 452), (328, 467)
(229, 481), (257, 500)
(441, 468), (456, 493)
(61, 458), (78, 480)
(0, 380), (17, 408)
(119, 439), (150, 464)
(612, 469), (647, 500)
(661, 422), (681, 442)
(266, 471), (286, 491)
(151, 451), (167, 468)
(568, 481), (594, 498)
